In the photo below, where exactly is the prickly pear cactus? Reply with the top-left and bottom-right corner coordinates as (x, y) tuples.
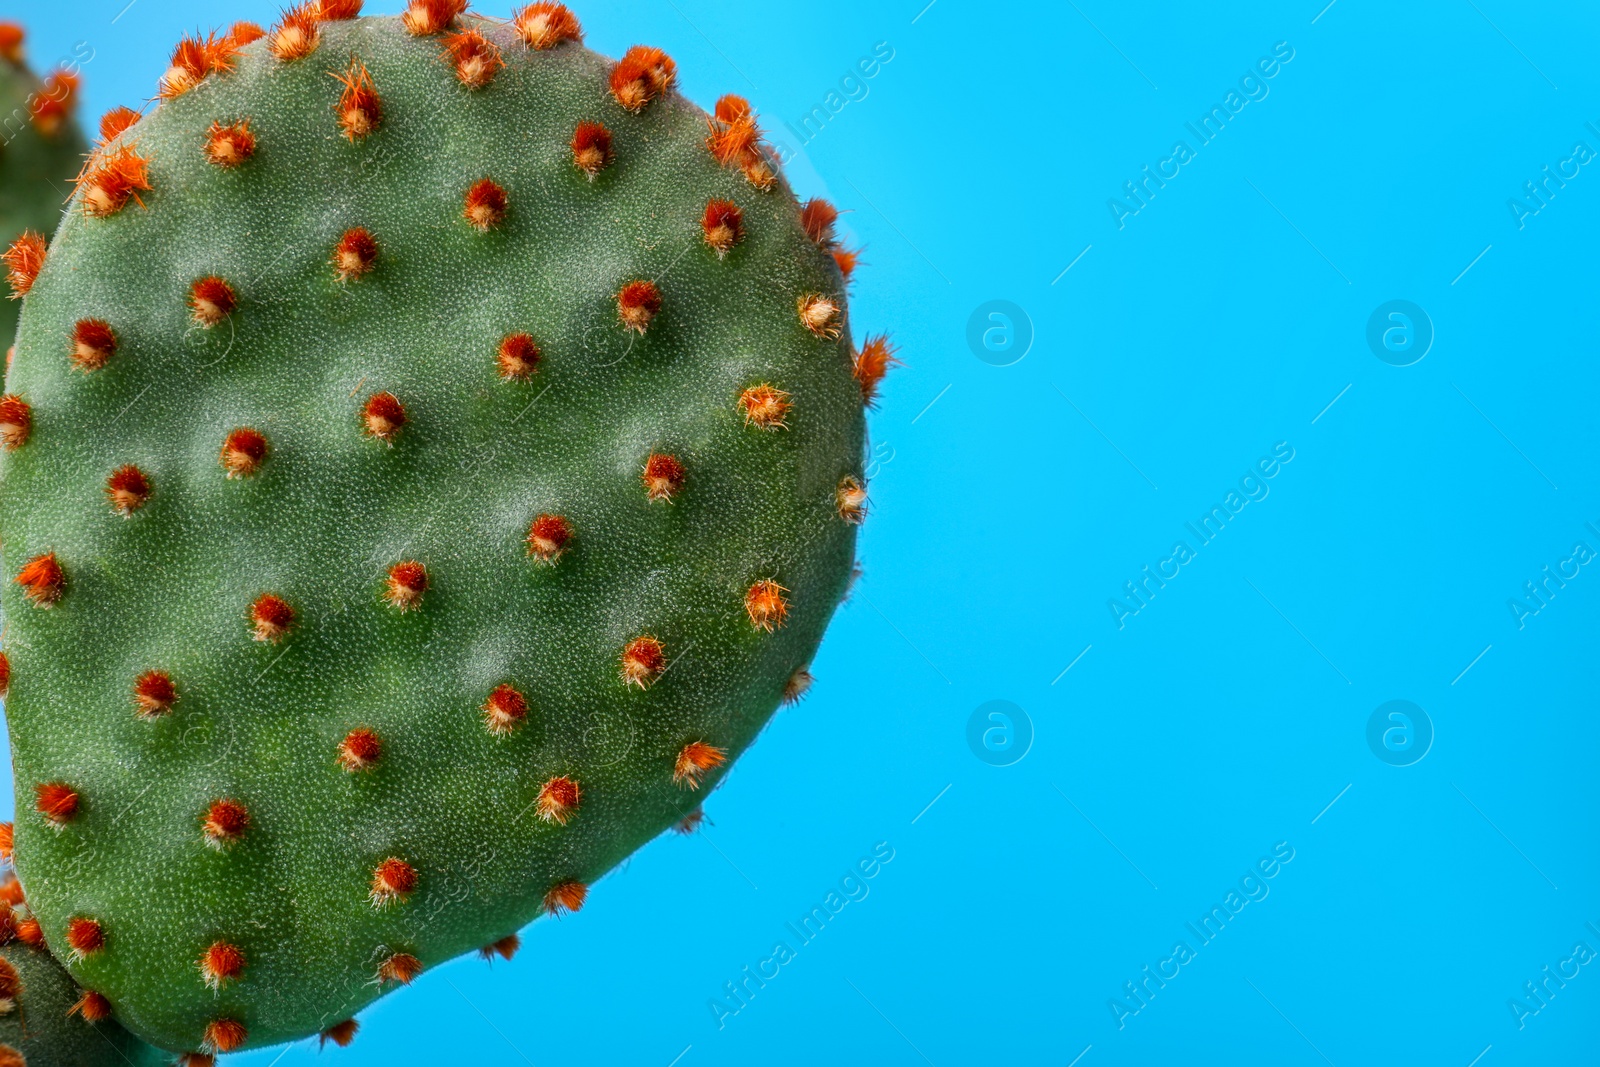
(0, 1), (888, 1055)
(0, 835), (168, 1067)
(0, 24), (87, 351)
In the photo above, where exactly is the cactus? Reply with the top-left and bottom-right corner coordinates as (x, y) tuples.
(0, 24), (87, 352)
(0, 836), (168, 1067)
(0, 1), (889, 1055)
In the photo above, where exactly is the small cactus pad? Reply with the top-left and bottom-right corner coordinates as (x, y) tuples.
(0, 866), (168, 1066)
(0, 25), (88, 350)
(0, 5), (882, 1054)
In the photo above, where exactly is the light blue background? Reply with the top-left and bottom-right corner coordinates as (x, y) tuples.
(3, 1), (1598, 1063)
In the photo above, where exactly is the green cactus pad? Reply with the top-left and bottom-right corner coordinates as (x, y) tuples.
(0, 28), (88, 350)
(0, 883), (169, 1067)
(0, 4), (879, 1055)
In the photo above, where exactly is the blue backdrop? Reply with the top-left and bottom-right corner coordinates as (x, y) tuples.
(3, 1), (1598, 1064)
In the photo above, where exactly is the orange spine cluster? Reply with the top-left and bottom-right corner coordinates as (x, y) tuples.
(3, 232), (46, 297)
(706, 94), (776, 190)
(610, 46), (674, 113)
(513, 3), (581, 49)
(75, 147), (152, 218)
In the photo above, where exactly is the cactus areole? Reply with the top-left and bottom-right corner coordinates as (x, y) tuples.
(0, 4), (889, 1055)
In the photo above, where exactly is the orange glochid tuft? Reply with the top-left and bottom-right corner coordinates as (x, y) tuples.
(463, 178), (508, 230)
(833, 246), (860, 281)
(853, 334), (901, 407)
(378, 952), (421, 985)
(0, 875), (22, 908)
(107, 465), (152, 515)
(714, 95), (752, 125)
(836, 476), (868, 523)
(800, 198), (839, 246)
(701, 199), (743, 256)
(16, 552), (63, 607)
(526, 513), (571, 562)
(543, 881), (586, 916)
(36, 782), (78, 824)
(616, 279), (661, 334)
(706, 95), (775, 190)
(0, 395), (28, 451)
(513, 3), (581, 49)
(610, 45), (674, 112)
(370, 857), (417, 906)
(536, 776), (581, 824)
(320, 1020), (360, 1048)
(205, 119), (256, 167)
(672, 807), (705, 834)
(482, 683), (528, 736)
(570, 121), (613, 177)
(222, 427), (268, 477)
(478, 933), (519, 961)
(739, 384), (790, 430)
(189, 276), (237, 327)
(14, 918), (42, 946)
(333, 60), (380, 140)
(70, 989), (112, 1022)
(227, 21), (267, 46)
(159, 32), (242, 100)
(403, 0), (469, 37)
(745, 580), (789, 632)
(4, 231), (46, 298)
(641, 452), (684, 502)
(4, 960), (24, 997)
(338, 728), (382, 771)
(784, 665), (815, 705)
(200, 942), (245, 989)
(76, 146), (152, 217)
(98, 106), (142, 147)
(203, 799), (249, 846)
(444, 29), (503, 88)
(363, 391), (406, 441)
(797, 293), (841, 338)
(30, 70), (80, 137)
(65, 917), (103, 959)
(385, 561), (428, 611)
(203, 1019), (247, 1054)
(316, 0), (364, 18)
(270, 3), (321, 61)
(674, 741), (727, 789)
(71, 319), (117, 372)
(0, 24), (22, 65)
(334, 226), (378, 281)
(0, 822), (11, 859)
(498, 333), (541, 380)
(620, 636), (665, 688)
(133, 670), (177, 718)
(250, 594), (295, 642)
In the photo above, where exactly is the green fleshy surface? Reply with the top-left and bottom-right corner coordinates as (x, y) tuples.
(0, 935), (169, 1066)
(1, 14), (861, 1053)
(0, 51), (87, 348)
